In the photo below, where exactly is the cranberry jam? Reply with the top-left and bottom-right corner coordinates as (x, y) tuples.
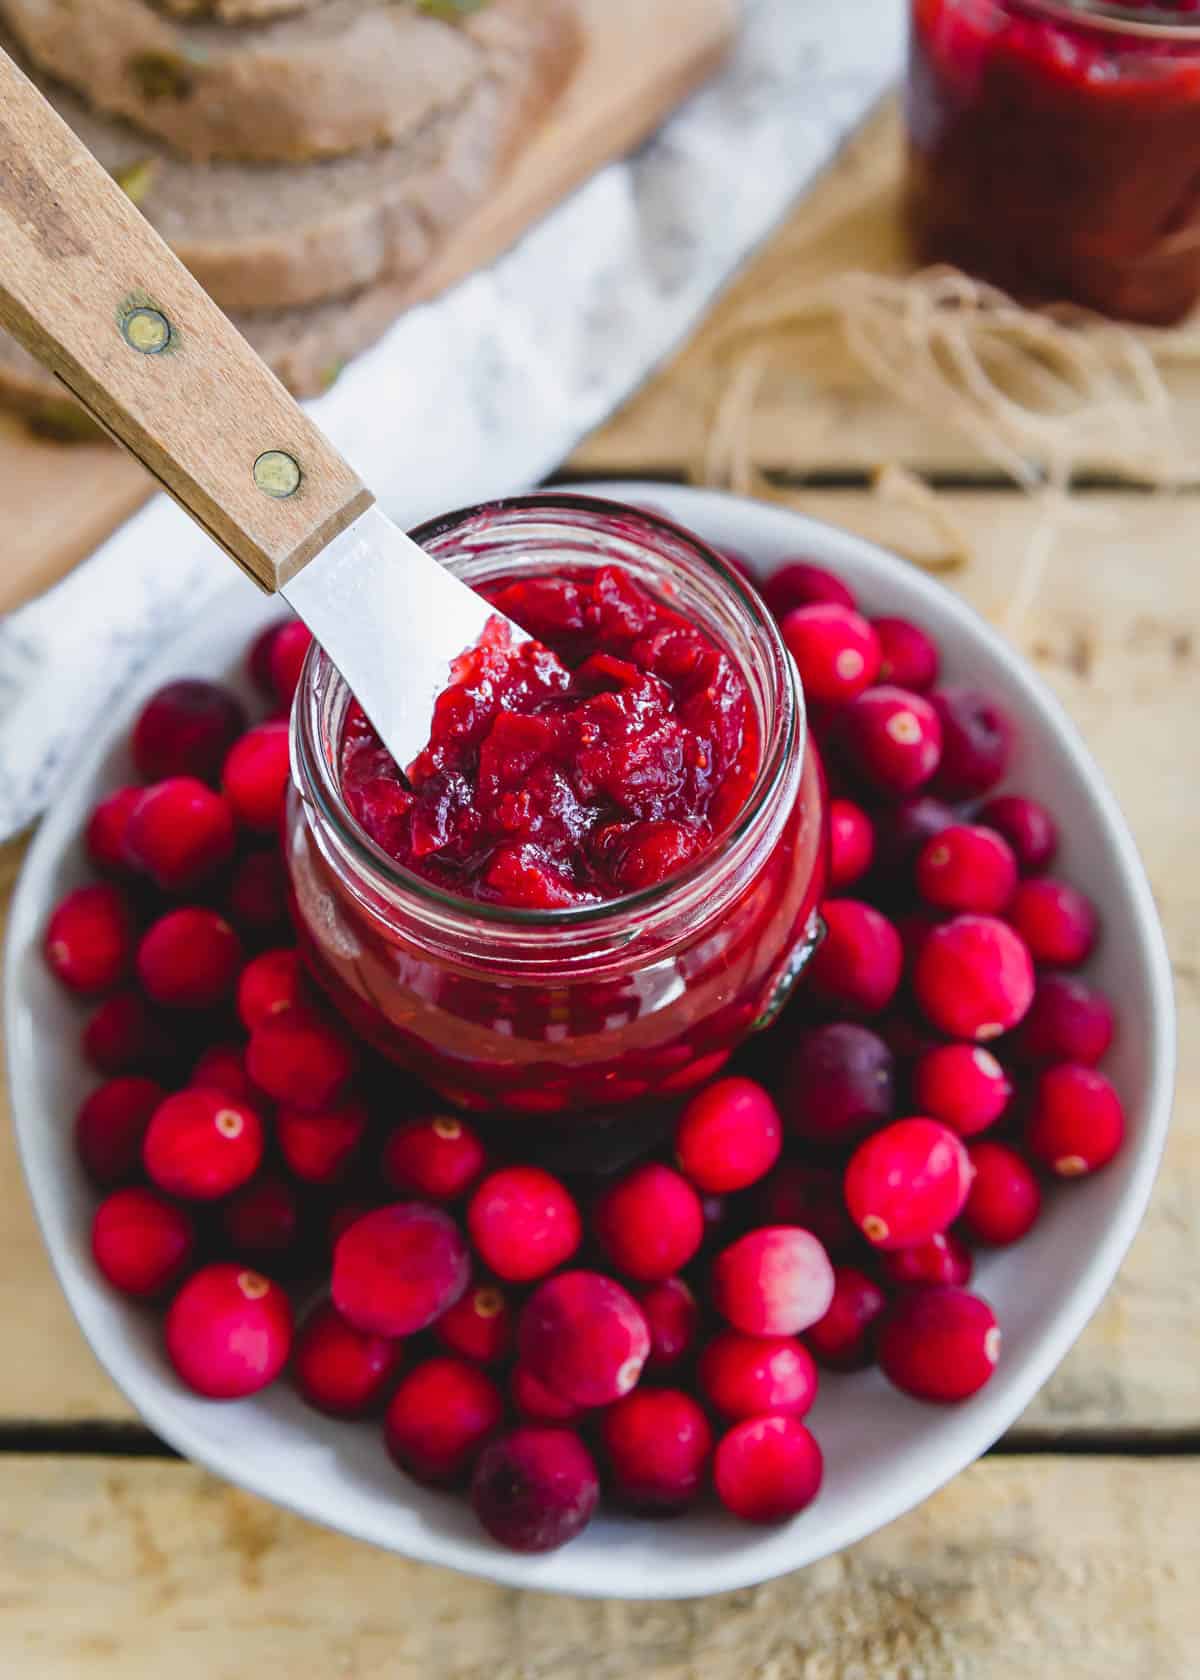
(907, 0), (1200, 323)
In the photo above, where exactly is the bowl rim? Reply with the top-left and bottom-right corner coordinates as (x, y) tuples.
(3, 480), (1177, 1599)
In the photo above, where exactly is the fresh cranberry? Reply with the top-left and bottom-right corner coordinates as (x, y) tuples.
(435, 1281), (513, 1365)
(880, 1230), (973, 1289)
(221, 1174), (303, 1265)
(143, 1089), (264, 1201)
(778, 1022), (895, 1146)
(929, 686), (1012, 797)
(235, 947), (303, 1031)
(471, 1427), (600, 1553)
(638, 1277), (700, 1369)
(268, 620), (314, 709)
(712, 1226), (835, 1336)
(873, 616), (940, 690)
(962, 1140), (1042, 1245)
(838, 686), (943, 795)
(978, 794), (1058, 875)
(511, 1366), (583, 1423)
(713, 1416), (823, 1523)
(674, 1077), (782, 1193)
(699, 1329), (818, 1418)
(828, 798), (875, 889)
(332, 1203), (469, 1335)
(913, 913), (1035, 1040)
(91, 1187), (195, 1298)
(278, 1098), (367, 1184)
(518, 1270), (650, 1406)
(124, 778), (237, 892)
(780, 603), (881, 705)
(136, 908), (242, 1010)
(85, 786), (143, 878)
(165, 1263), (292, 1399)
(593, 1163), (704, 1282)
(1026, 1063), (1125, 1177)
(1015, 973), (1115, 1065)
(876, 1286), (1000, 1403)
(844, 1118), (972, 1250)
(756, 1162), (860, 1256)
(44, 884), (135, 995)
(293, 1300), (403, 1418)
(247, 618), (291, 696)
(915, 823), (1017, 914)
(133, 679), (246, 784)
(245, 1006), (356, 1109)
(227, 847), (289, 934)
(467, 1166), (581, 1283)
(873, 795), (957, 880)
(911, 1043), (1012, 1136)
(807, 899), (903, 1016)
(601, 1389), (713, 1512)
(222, 721), (291, 834)
(381, 1113), (487, 1201)
(189, 1042), (256, 1102)
(82, 990), (173, 1075)
(803, 1265), (886, 1371)
(384, 1356), (504, 1486)
(1009, 878), (1098, 968)
(75, 1075), (164, 1186)
(762, 561), (856, 619)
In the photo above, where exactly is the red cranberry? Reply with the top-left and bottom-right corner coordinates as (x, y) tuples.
(913, 913), (1035, 1040)
(189, 1042), (256, 1102)
(91, 1187), (195, 1298)
(763, 561), (856, 619)
(962, 1141), (1042, 1245)
(227, 847), (289, 934)
(699, 1329), (818, 1418)
(124, 778), (237, 892)
(133, 679), (246, 784)
(803, 1265), (886, 1371)
(279, 1098), (368, 1184)
(293, 1300), (403, 1418)
(511, 1366), (583, 1423)
(873, 616), (940, 691)
(268, 621), (314, 709)
(779, 1022), (895, 1147)
(143, 1089), (264, 1201)
(332, 1203), (469, 1335)
(222, 721), (291, 833)
(385, 1356), (504, 1486)
(518, 1271), (650, 1406)
(756, 1162), (860, 1257)
(807, 899), (903, 1016)
(674, 1077), (782, 1193)
(781, 604), (881, 705)
(85, 786), (143, 878)
(828, 798), (875, 890)
(165, 1263), (292, 1399)
(929, 687), (1013, 797)
(467, 1166), (581, 1283)
(381, 1113), (487, 1201)
(44, 884), (135, 995)
(844, 1118), (972, 1250)
(911, 1043), (1012, 1136)
(978, 794), (1058, 875)
(874, 795), (957, 879)
(435, 1282), (513, 1365)
(137, 908), (242, 1010)
(1026, 1063), (1125, 1177)
(248, 618), (290, 696)
(1016, 973), (1115, 1066)
(221, 1174), (302, 1263)
(915, 823), (1017, 914)
(235, 948), (302, 1032)
(246, 1006), (356, 1110)
(638, 1277), (700, 1369)
(75, 1075), (164, 1186)
(713, 1416), (823, 1524)
(881, 1230), (974, 1289)
(876, 1286), (1000, 1403)
(838, 686), (943, 794)
(82, 990), (173, 1075)
(1009, 878), (1098, 968)
(593, 1163), (704, 1282)
(712, 1226), (835, 1336)
(471, 1427), (600, 1553)
(601, 1389), (713, 1512)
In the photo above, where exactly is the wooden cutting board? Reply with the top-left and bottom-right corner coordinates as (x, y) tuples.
(0, 0), (736, 617)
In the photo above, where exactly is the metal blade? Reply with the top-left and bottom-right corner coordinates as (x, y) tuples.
(281, 504), (524, 774)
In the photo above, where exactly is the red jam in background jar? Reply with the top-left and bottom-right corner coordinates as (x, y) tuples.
(907, 0), (1200, 323)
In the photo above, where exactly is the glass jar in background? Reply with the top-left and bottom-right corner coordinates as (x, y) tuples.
(284, 495), (827, 1122)
(906, 0), (1200, 324)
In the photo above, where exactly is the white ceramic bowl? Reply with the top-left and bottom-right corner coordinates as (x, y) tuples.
(4, 483), (1175, 1598)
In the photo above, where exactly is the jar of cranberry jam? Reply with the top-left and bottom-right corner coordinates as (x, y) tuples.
(284, 495), (826, 1119)
(907, 0), (1200, 323)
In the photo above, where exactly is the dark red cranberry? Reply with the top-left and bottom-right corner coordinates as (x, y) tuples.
(85, 786), (143, 878)
(222, 721), (291, 833)
(913, 913), (1035, 1040)
(143, 1089), (265, 1201)
(221, 1174), (303, 1265)
(713, 1416), (823, 1523)
(601, 1389), (713, 1512)
(838, 686), (943, 794)
(844, 1118), (972, 1250)
(978, 794), (1058, 875)
(247, 618), (291, 696)
(136, 909), (242, 1010)
(674, 1077), (782, 1193)
(268, 621), (314, 709)
(381, 1113), (487, 1201)
(470, 1427), (599, 1553)
(236, 947), (303, 1031)
(132, 679), (246, 784)
(227, 848), (289, 934)
(873, 794), (957, 880)
(915, 823), (1017, 914)
(962, 1140), (1042, 1245)
(1015, 973), (1115, 1066)
(82, 990), (173, 1076)
(911, 1043), (1012, 1136)
(1009, 878), (1098, 968)
(880, 1230), (973, 1289)
(165, 1264), (292, 1399)
(278, 1098), (368, 1184)
(1026, 1063), (1125, 1177)
(756, 1162), (860, 1257)
(763, 561), (856, 619)
(92, 1187), (195, 1298)
(929, 686), (1012, 797)
(124, 778), (237, 892)
(781, 604), (881, 704)
(44, 884), (135, 995)
(384, 1356), (504, 1486)
(467, 1166), (581, 1283)
(332, 1203), (469, 1336)
(245, 1006), (356, 1110)
(699, 1329), (818, 1418)
(876, 1286), (1000, 1402)
(807, 899), (903, 1016)
(873, 616), (940, 690)
(593, 1163), (704, 1282)
(189, 1042), (257, 1102)
(518, 1271), (650, 1406)
(638, 1277), (700, 1369)
(803, 1265), (886, 1371)
(435, 1281), (513, 1366)
(712, 1226), (835, 1336)
(828, 798), (875, 890)
(75, 1075), (164, 1186)
(293, 1300), (404, 1418)
(778, 1022), (895, 1147)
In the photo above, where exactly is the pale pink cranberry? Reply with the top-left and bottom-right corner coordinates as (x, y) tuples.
(911, 1043), (1012, 1136)
(92, 1187), (195, 1298)
(638, 1277), (700, 1369)
(763, 561), (856, 619)
(844, 1118), (972, 1250)
(268, 621), (314, 709)
(124, 778), (237, 892)
(467, 1166), (581, 1283)
(189, 1042), (256, 1102)
(881, 1230), (974, 1289)
(278, 1097), (368, 1184)
(779, 1022), (895, 1146)
(227, 847), (289, 935)
(133, 679), (246, 783)
(137, 908), (242, 1010)
(221, 1174), (303, 1266)
(143, 1089), (264, 1201)
(1009, 878), (1098, 968)
(44, 884), (135, 995)
(803, 1265), (886, 1372)
(877, 1286), (1000, 1403)
(962, 1140), (1042, 1245)
(222, 721), (291, 833)
(756, 1162), (860, 1257)
(247, 618), (291, 696)
(381, 1114), (488, 1201)
(807, 899), (903, 1016)
(781, 604), (881, 705)
(593, 1163), (704, 1282)
(838, 686), (943, 794)
(978, 794), (1058, 875)
(235, 948), (303, 1031)
(674, 1077), (782, 1194)
(873, 795), (956, 879)
(82, 990), (172, 1076)
(873, 616), (940, 690)
(930, 687), (1013, 797)
(245, 1005), (356, 1110)
(713, 1416), (823, 1524)
(601, 1389), (713, 1512)
(1026, 1063), (1125, 1178)
(165, 1264), (292, 1399)
(915, 823), (1018, 914)
(711, 1226), (835, 1337)
(1016, 973), (1115, 1066)
(471, 1427), (600, 1552)
(518, 1270), (650, 1406)
(332, 1203), (469, 1336)
(913, 913), (1035, 1041)
(828, 797), (876, 890)
(435, 1281), (513, 1365)
(293, 1300), (403, 1418)
(75, 1075), (164, 1186)
(385, 1356), (504, 1486)
(699, 1329), (819, 1419)
(85, 786), (143, 878)
(511, 1366), (583, 1423)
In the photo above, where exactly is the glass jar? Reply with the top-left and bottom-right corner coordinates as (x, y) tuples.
(284, 495), (827, 1121)
(906, 0), (1200, 323)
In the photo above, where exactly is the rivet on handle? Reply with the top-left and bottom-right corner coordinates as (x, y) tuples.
(119, 306), (172, 355)
(253, 450), (302, 499)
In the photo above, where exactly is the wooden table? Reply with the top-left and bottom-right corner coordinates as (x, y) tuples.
(1, 105), (1197, 1676)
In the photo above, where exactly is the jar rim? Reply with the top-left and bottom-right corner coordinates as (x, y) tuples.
(1008, 0), (1200, 37)
(292, 492), (804, 934)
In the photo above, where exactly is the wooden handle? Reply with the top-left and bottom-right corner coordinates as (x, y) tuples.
(0, 49), (373, 591)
